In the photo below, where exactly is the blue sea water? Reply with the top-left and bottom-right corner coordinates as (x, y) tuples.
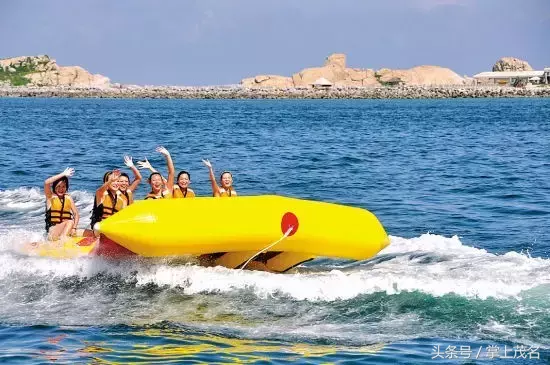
(0, 97), (549, 364)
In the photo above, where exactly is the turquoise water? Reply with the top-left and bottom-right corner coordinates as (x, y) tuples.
(0, 98), (549, 363)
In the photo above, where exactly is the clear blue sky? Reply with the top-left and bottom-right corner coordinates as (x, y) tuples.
(1, 0), (548, 86)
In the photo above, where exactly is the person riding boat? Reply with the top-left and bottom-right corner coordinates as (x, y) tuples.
(118, 155), (142, 205)
(90, 169), (124, 229)
(44, 168), (80, 241)
(137, 146), (175, 200)
(172, 170), (195, 198)
(139, 158), (195, 199)
(202, 159), (237, 197)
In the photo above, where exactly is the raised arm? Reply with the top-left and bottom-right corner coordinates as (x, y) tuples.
(95, 169), (121, 202)
(124, 156), (142, 192)
(157, 146), (174, 194)
(137, 157), (168, 184)
(202, 159), (221, 197)
(44, 167), (74, 199)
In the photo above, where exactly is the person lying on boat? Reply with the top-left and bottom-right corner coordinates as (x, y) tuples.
(118, 155), (142, 205)
(202, 159), (237, 197)
(90, 169), (124, 230)
(44, 167), (80, 241)
(137, 146), (175, 200)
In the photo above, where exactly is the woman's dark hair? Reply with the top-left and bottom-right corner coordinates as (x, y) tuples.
(148, 172), (162, 182)
(220, 171), (232, 180)
(177, 170), (191, 181)
(119, 172), (130, 180)
(52, 176), (69, 192)
(103, 171), (112, 183)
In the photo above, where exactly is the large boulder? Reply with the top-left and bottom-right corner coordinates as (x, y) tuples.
(293, 66), (340, 87)
(0, 55), (57, 73)
(324, 53), (346, 69)
(492, 57), (533, 72)
(292, 53), (370, 87)
(241, 53), (464, 88)
(24, 66), (110, 87)
(361, 69), (381, 86)
(241, 74), (294, 88)
(0, 55), (109, 87)
(376, 65), (464, 85)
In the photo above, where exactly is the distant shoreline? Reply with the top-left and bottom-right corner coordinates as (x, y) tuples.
(1, 85), (549, 99)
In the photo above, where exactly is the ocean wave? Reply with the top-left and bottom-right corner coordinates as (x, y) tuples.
(0, 187), (95, 230)
(0, 187), (43, 212)
(0, 233), (548, 302)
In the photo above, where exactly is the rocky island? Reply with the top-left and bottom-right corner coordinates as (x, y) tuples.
(0, 54), (548, 99)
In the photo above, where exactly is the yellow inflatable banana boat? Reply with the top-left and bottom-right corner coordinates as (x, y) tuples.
(24, 235), (98, 259)
(93, 195), (389, 272)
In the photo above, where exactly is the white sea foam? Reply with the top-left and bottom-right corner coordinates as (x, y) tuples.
(0, 187), (95, 230)
(0, 188), (548, 302)
(0, 231), (548, 302)
(128, 233), (550, 301)
(0, 187), (43, 212)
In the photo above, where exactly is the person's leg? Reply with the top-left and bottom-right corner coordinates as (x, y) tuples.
(48, 222), (66, 241)
(60, 220), (75, 240)
(48, 221), (72, 241)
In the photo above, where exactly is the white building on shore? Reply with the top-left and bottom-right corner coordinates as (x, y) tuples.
(311, 77), (333, 89)
(474, 68), (550, 86)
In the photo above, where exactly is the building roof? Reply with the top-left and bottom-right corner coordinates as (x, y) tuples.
(312, 77), (333, 86)
(473, 71), (544, 79)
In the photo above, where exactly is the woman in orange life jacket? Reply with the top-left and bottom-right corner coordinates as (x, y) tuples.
(136, 146), (175, 200)
(117, 155), (142, 205)
(90, 169), (124, 230)
(137, 159), (195, 198)
(44, 167), (80, 241)
(202, 159), (237, 197)
(173, 171), (195, 198)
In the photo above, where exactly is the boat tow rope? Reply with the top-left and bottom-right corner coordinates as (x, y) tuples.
(240, 226), (294, 271)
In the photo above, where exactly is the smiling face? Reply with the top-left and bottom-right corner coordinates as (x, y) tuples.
(149, 173), (163, 193)
(103, 172), (119, 193)
(177, 173), (190, 189)
(53, 180), (67, 195)
(109, 179), (119, 192)
(118, 176), (130, 192)
(220, 172), (233, 189)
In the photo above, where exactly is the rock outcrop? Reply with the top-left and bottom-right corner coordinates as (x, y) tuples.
(25, 65), (110, 87)
(376, 65), (465, 86)
(0, 55), (110, 87)
(242, 53), (464, 88)
(292, 53), (380, 88)
(0, 55), (58, 72)
(241, 75), (294, 88)
(492, 57), (533, 72)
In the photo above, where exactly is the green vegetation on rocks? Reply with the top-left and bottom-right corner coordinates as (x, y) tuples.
(0, 55), (51, 86)
(0, 68), (31, 86)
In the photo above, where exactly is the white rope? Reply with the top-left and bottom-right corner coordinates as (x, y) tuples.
(240, 226), (294, 271)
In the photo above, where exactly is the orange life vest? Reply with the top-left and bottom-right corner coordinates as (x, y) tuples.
(45, 194), (73, 231)
(91, 190), (125, 228)
(219, 187), (236, 197)
(100, 190), (125, 219)
(120, 190), (133, 205)
(145, 190), (171, 200)
(173, 185), (195, 198)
